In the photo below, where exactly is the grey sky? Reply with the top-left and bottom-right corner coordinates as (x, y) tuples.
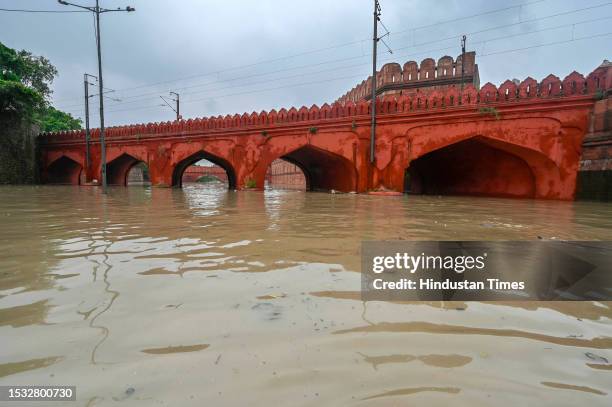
(1, 0), (610, 128)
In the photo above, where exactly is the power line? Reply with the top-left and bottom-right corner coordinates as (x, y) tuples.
(57, 13), (612, 112)
(64, 29), (611, 120)
(54, 1), (612, 110)
(52, 0), (564, 104)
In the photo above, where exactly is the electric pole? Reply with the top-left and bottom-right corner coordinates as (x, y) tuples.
(369, 0), (392, 164)
(83, 73), (97, 177)
(160, 92), (180, 121)
(460, 35), (467, 92)
(370, 0), (380, 164)
(58, 0), (135, 194)
(171, 91), (180, 120)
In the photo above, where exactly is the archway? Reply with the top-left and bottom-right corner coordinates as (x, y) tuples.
(106, 153), (148, 186)
(126, 162), (151, 186)
(405, 137), (536, 198)
(46, 156), (82, 185)
(172, 151), (236, 189)
(265, 158), (307, 190)
(275, 145), (356, 192)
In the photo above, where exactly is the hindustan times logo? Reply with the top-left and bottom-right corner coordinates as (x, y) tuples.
(372, 252), (487, 274)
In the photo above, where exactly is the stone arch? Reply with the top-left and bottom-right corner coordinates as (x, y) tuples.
(171, 150), (237, 189)
(45, 155), (83, 185)
(261, 142), (357, 192)
(265, 156), (309, 191)
(400, 128), (566, 199)
(405, 136), (536, 198)
(106, 153), (148, 186)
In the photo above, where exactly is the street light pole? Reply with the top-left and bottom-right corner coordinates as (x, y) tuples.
(58, 0), (135, 193)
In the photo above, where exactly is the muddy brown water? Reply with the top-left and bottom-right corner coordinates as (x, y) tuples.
(1, 184), (611, 406)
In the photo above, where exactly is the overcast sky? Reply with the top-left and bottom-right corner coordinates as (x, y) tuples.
(1, 0), (610, 127)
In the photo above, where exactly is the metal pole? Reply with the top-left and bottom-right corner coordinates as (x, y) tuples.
(370, 0), (379, 164)
(175, 93), (179, 120)
(460, 35), (466, 92)
(84, 74), (90, 175)
(95, 0), (107, 193)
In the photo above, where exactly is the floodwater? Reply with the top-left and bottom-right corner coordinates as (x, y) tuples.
(1, 184), (611, 406)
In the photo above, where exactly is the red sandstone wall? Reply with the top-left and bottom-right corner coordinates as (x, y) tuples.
(336, 52), (479, 104)
(580, 61), (612, 172)
(39, 66), (605, 144)
(38, 61), (610, 200)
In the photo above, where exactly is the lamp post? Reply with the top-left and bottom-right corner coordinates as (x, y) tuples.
(58, 0), (135, 193)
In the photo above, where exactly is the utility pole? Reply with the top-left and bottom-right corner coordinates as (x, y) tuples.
(369, 1), (392, 165)
(370, 0), (380, 164)
(160, 92), (180, 121)
(83, 73), (97, 177)
(460, 35), (467, 92)
(171, 91), (180, 121)
(58, 0), (135, 194)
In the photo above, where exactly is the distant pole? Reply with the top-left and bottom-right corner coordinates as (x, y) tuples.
(83, 73), (96, 176)
(460, 35), (466, 92)
(160, 92), (180, 120)
(84, 73), (90, 172)
(370, 0), (380, 164)
(170, 91), (180, 120)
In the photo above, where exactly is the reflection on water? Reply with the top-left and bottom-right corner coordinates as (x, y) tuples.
(1, 183), (611, 405)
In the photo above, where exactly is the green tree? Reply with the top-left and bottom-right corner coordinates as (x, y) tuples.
(0, 79), (44, 117)
(0, 41), (81, 131)
(38, 106), (82, 132)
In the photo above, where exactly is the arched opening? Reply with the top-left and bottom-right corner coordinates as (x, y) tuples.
(106, 153), (148, 186)
(46, 156), (82, 185)
(405, 137), (536, 198)
(181, 159), (229, 187)
(265, 158), (307, 190)
(126, 162), (151, 186)
(275, 145), (356, 192)
(172, 151), (236, 189)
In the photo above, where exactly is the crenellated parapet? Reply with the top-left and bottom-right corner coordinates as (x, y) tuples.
(39, 65), (610, 144)
(336, 52), (480, 104)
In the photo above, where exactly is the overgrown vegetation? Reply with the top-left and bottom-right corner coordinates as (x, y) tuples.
(245, 178), (257, 188)
(0, 41), (82, 131)
(309, 126), (318, 134)
(196, 175), (221, 183)
(478, 106), (501, 120)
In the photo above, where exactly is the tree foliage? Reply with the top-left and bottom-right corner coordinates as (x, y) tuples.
(38, 106), (82, 132)
(0, 79), (44, 117)
(0, 41), (81, 131)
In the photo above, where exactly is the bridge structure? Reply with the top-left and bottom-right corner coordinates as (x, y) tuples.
(38, 58), (611, 200)
(181, 164), (228, 183)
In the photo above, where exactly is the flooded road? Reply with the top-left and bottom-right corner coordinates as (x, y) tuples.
(1, 184), (611, 406)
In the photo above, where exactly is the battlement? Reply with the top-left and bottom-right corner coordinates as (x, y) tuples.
(335, 52), (479, 104)
(39, 64), (610, 144)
